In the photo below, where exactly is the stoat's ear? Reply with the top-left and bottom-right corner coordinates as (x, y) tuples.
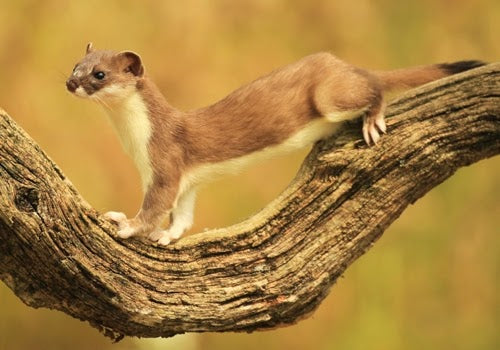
(117, 51), (145, 77)
(86, 42), (94, 54)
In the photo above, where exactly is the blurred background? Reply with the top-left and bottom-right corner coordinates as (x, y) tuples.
(0, 0), (498, 349)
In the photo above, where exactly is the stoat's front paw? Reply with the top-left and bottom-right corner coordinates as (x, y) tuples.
(148, 229), (177, 246)
(149, 227), (186, 246)
(148, 230), (172, 245)
(148, 229), (165, 241)
(103, 211), (141, 239)
(116, 222), (137, 239)
(157, 235), (172, 246)
(104, 211), (127, 226)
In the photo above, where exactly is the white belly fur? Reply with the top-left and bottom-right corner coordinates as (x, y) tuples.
(179, 118), (339, 195)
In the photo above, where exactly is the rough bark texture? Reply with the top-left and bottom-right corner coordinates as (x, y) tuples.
(0, 64), (499, 341)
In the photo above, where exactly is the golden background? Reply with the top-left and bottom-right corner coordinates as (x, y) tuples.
(0, 0), (498, 349)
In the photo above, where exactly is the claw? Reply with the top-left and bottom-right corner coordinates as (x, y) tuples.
(362, 111), (386, 145)
(362, 121), (371, 145)
(375, 116), (387, 133)
(369, 125), (380, 144)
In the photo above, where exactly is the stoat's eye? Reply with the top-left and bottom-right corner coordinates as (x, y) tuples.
(93, 71), (106, 80)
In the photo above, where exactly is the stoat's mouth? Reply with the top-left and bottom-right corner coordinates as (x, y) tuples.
(74, 86), (90, 98)
(66, 78), (91, 98)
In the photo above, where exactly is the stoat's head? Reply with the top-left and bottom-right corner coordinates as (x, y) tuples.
(66, 43), (145, 103)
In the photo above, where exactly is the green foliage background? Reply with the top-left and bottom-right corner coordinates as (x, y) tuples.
(0, 1), (498, 349)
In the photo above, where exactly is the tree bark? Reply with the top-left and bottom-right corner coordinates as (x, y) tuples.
(0, 63), (499, 341)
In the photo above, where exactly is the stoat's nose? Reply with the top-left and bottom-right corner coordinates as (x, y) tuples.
(66, 78), (79, 93)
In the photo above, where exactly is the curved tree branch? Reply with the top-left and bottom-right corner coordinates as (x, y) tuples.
(0, 63), (499, 341)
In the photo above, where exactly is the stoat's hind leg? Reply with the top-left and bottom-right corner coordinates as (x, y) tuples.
(314, 65), (385, 145)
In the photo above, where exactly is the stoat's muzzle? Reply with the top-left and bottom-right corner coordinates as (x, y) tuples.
(66, 77), (79, 93)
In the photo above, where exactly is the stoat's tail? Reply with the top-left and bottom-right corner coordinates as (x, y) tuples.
(373, 60), (485, 91)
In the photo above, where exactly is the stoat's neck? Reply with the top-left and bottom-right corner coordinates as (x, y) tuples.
(104, 90), (154, 192)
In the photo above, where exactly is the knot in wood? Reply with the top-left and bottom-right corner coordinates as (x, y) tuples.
(14, 186), (39, 212)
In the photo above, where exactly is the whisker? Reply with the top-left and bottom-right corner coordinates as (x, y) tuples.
(94, 95), (111, 110)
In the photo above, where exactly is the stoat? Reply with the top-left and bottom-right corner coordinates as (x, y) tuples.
(66, 43), (484, 245)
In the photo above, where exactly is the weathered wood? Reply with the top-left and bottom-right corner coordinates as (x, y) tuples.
(0, 63), (498, 341)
